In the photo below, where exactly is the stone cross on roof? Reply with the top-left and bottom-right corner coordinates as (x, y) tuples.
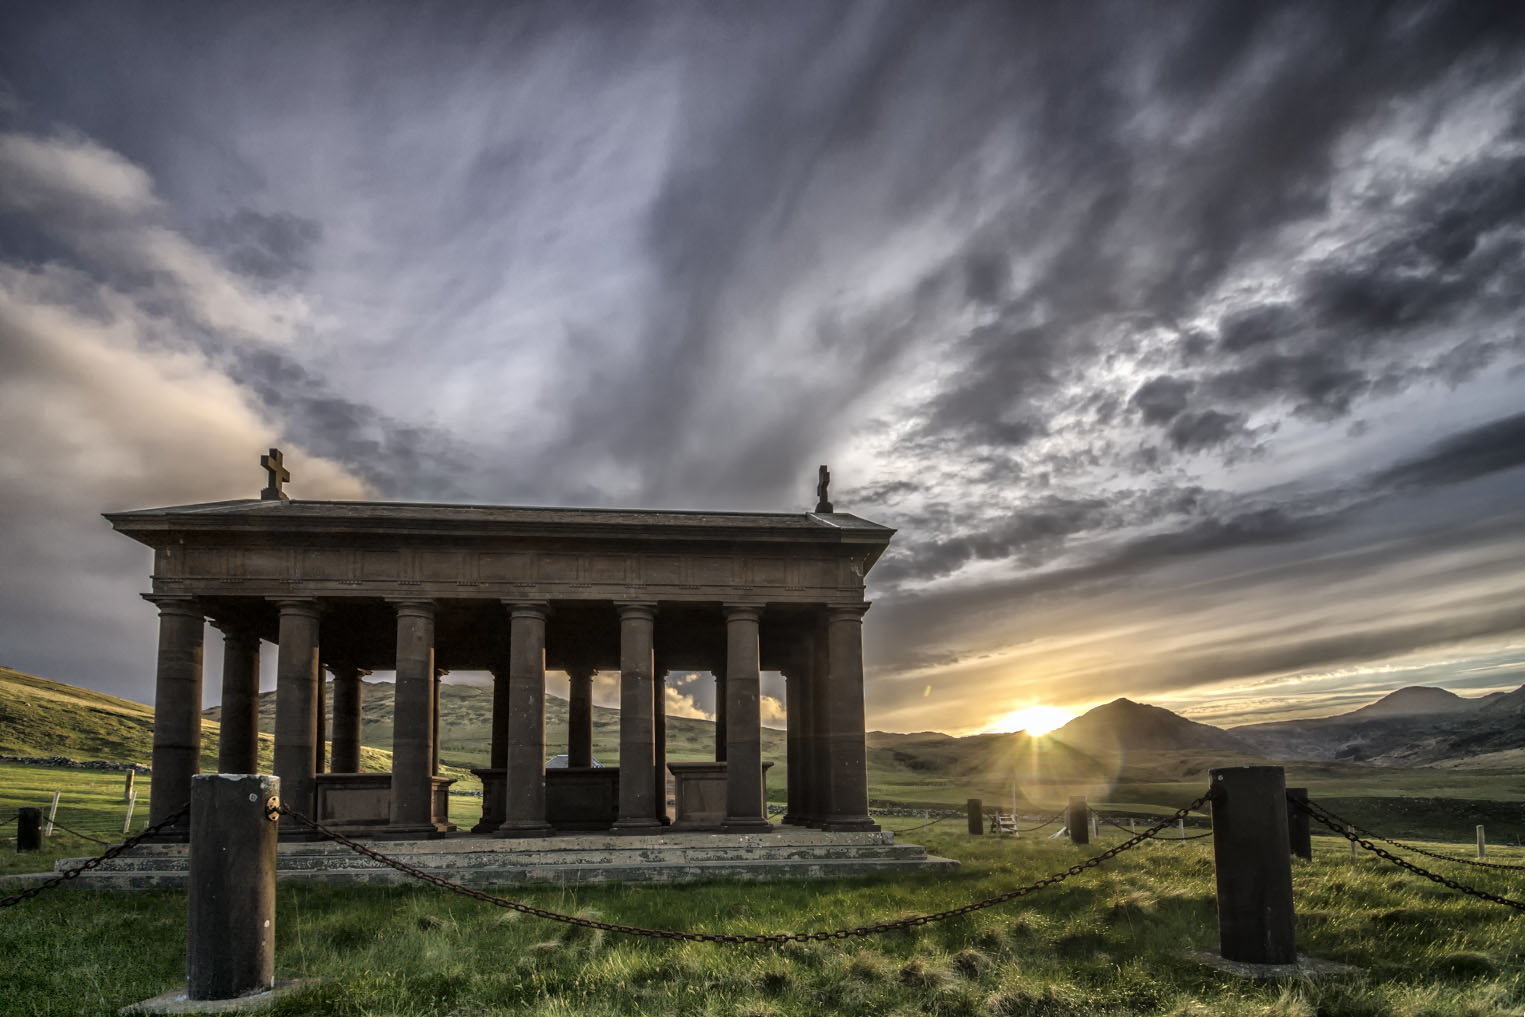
(260, 448), (290, 501)
(815, 464), (833, 514)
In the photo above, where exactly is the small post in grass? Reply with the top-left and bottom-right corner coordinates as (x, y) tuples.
(17, 807), (42, 852)
(1285, 787), (1311, 860)
(124, 770), (135, 801)
(1067, 796), (1088, 846)
(46, 791), (60, 837)
(1209, 766), (1296, 965)
(188, 774), (279, 1001)
(123, 791), (137, 835)
(1476, 825), (1485, 859)
(966, 799), (982, 836)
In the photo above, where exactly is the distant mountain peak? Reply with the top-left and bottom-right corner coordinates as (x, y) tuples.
(1338, 686), (1478, 721)
(1052, 697), (1252, 753)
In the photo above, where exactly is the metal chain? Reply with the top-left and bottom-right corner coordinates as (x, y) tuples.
(46, 821), (114, 846)
(896, 815), (945, 835)
(1293, 800), (1525, 872)
(0, 806), (189, 908)
(1095, 812), (1212, 841)
(1014, 814), (1065, 833)
(1293, 798), (1525, 912)
(274, 793), (1212, 944)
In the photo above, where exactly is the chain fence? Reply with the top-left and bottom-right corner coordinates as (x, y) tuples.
(46, 820), (116, 845)
(1094, 811), (1212, 841)
(1294, 800), (1525, 872)
(272, 792), (1212, 944)
(0, 806), (188, 909)
(1293, 797), (1525, 912)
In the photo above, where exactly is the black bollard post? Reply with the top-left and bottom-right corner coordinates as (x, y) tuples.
(966, 798), (983, 835)
(1210, 766), (1296, 965)
(187, 774), (280, 1001)
(17, 807), (42, 852)
(1067, 796), (1089, 846)
(1285, 787), (1311, 860)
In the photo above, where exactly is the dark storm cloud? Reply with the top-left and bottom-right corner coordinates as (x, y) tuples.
(1373, 411), (1525, 493)
(201, 210), (322, 283)
(4, 0), (1525, 725)
(1130, 377), (1193, 426)
(231, 349), (474, 501)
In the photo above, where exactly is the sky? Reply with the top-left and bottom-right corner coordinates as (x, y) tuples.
(1, 1), (1524, 735)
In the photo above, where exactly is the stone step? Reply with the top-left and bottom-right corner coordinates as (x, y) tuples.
(63, 840), (931, 874)
(54, 830), (956, 888)
(50, 854), (959, 891)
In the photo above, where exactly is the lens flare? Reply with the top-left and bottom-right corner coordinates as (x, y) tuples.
(993, 705), (1073, 736)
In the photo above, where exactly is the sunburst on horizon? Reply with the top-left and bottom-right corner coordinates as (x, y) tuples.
(991, 704), (1074, 737)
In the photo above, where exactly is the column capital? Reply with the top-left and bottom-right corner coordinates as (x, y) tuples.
(722, 604), (763, 624)
(615, 601), (658, 622)
(500, 600), (549, 621)
(565, 664), (597, 682)
(272, 598), (323, 619)
(387, 598), (436, 619)
(208, 617), (257, 638)
(142, 594), (203, 618)
(826, 602), (871, 622)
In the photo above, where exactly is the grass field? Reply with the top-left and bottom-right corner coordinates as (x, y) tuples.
(4, 764), (1525, 1015)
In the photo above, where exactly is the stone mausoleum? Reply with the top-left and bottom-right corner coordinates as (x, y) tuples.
(108, 452), (892, 844)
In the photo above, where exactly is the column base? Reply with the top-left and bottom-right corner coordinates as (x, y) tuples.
(495, 821), (554, 839)
(721, 817), (774, 833)
(819, 817), (880, 832)
(611, 817), (662, 834)
(780, 813), (808, 826)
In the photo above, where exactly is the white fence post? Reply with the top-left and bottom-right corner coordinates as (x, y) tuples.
(45, 791), (60, 836)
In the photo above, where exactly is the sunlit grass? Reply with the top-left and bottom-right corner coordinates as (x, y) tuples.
(2, 809), (1521, 1016)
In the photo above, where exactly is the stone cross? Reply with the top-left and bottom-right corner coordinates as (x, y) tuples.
(260, 448), (290, 501)
(815, 464), (833, 514)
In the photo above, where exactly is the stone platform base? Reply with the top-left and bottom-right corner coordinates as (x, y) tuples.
(1183, 950), (1359, 980)
(55, 829), (957, 889)
(122, 979), (324, 1014)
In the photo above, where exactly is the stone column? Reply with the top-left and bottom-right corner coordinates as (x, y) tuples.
(614, 603), (660, 831)
(272, 599), (321, 828)
(807, 626), (831, 827)
(146, 595), (205, 835)
(566, 663), (595, 768)
(488, 664), (510, 770)
(330, 665), (366, 773)
(722, 605), (771, 831)
(782, 660), (806, 826)
(821, 603), (877, 831)
(388, 600), (438, 836)
(432, 668), (448, 775)
(314, 668), (327, 775)
(653, 652), (669, 824)
(214, 621), (260, 776)
(498, 602), (552, 837)
(713, 667), (728, 762)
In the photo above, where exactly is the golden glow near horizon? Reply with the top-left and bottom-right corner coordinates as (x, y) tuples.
(991, 704), (1074, 736)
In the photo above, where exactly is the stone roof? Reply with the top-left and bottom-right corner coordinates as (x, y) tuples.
(104, 499), (894, 563)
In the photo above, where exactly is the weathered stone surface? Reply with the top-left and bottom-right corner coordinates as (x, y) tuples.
(59, 829), (956, 890)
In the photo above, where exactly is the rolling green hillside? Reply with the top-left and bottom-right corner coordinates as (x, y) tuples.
(6, 668), (1523, 832)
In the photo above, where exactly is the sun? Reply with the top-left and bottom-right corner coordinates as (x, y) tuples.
(993, 705), (1074, 737)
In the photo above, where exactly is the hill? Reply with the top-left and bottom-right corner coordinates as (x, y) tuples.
(1048, 698), (1254, 754)
(0, 666), (166, 766)
(202, 679), (783, 771)
(1231, 684), (1525, 765)
(1337, 685), (1483, 721)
